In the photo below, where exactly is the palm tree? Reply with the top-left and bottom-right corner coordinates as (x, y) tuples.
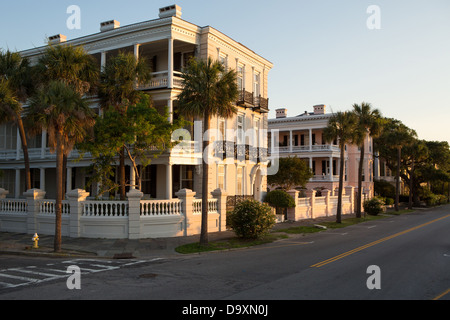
(27, 81), (95, 252)
(374, 118), (416, 211)
(35, 44), (98, 96)
(177, 57), (239, 246)
(97, 51), (152, 200)
(34, 44), (98, 197)
(323, 111), (357, 223)
(0, 50), (35, 191)
(352, 102), (381, 218)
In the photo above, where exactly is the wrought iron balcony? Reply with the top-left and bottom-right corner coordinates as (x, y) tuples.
(237, 90), (269, 113)
(213, 141), (268, 163)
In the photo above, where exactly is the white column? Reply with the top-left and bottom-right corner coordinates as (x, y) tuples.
(289, 130), (293, 152)
(130, 166), (136, 190)
(66, 167), (72, 193)
(41, 130), (47, 159)
(309, 157), (313, 172)
(15, 169), (20, 198)
(309, 128), (312, 150)
(166, 164), (173, 200)
(100, 51), (106, 70)
(168, 37), (174, 89)
(134, 43), (140, 60)
(40, 168), (45, 191)
(329, 156), (333, 178)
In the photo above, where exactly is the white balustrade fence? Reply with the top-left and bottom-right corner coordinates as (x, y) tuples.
(0, 199), (27, 213)
(141, 199), (182, 216)
(39, 200), (70, 216)
(0, 188), (227, 240)
(82, 201), (128, 217)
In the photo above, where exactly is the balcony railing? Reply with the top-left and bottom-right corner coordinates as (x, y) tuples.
(213, 141), (268, 163)
(237, 90), (269, 113)
(137, 71), (184, 90)
(269, 144), (341, 154)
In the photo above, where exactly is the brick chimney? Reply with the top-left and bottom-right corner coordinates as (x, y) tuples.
(100, 20), (120, 32)
(159, 5), (182, 18)
(276, 108), (287, 118)
(313, 104), (326, 115)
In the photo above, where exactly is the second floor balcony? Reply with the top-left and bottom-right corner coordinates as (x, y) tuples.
(270, 144), (341, 155)
(237, 90), (269, 113)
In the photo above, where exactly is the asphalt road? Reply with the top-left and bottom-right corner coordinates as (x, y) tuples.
(0, 204), (449, 303)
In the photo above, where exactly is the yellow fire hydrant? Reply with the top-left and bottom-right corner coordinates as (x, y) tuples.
(32, 233), (39, 249)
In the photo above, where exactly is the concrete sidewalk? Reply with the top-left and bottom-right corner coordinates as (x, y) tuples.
(0, 212), (376, 260)
(0, 230), (237, 259)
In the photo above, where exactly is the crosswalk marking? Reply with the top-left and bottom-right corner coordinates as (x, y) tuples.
(0, 258), (154, 290)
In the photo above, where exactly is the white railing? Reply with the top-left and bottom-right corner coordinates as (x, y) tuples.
(138, 71), (184, 90)
(140, 199), (182, 216)
(192, 199), (218, 215)
(82, 201), (128, 217)
(0, 199), (27, 213)
(39, 200), (70, 216)
(193, 199), (202, 215)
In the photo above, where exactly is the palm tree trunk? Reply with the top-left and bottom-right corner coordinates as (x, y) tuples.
(408, 159), (414, 210)
(16, 117), (31, 191)
(337, 143), (345, 224)
(62, 154), (67, 199)
(54, 132), (64, 253)
(200, 110), (211, 246)
(356, 144), (364, 218)
(395, 146), (401, 211)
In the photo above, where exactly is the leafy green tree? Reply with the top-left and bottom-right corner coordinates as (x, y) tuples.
(374, 118), (416, 211)
(264, 189), (296, 217)
(97, 51), (152, 200)
(267, 156), (313, 191)
(323, 111), (357, 223)
(0, 50), (35, 191)
(28, 81), (95, 252)
(177, 57), (239, 246)
(352, 102), (382, 218)
(78, 93), (184, 197)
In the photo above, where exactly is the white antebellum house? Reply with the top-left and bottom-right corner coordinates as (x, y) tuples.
(268, 105), (375, 198)
(0, 5), (273, 203)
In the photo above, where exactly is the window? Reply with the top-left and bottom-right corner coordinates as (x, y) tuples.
(0, 170), (15, 196)
(181, 166), (194, 190)
(237, 115), (244, 145)
(253, 71), (260, 97)
(254, 118), (260, 147)
(0, 123), (17, 150)
(218, 118), (226, 141)
(219, 53), (228, 69)
(237, 166), (243, 195)
(217, 165), (225, 190)
(237, 64), (244, 92)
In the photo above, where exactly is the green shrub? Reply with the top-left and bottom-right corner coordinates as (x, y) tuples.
(227, 199), (276, 239)
(385, 197), (394, 205)
(363, 197), (384, 216)
(264, 190), (295, 215)
(374, 179), (395, 199)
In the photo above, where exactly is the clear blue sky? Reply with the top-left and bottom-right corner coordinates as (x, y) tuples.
(1, 0), (449, 144)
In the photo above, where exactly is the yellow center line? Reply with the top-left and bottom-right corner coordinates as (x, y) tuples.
(311, 214), (450, 268)
(433, 288), (450, 300)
